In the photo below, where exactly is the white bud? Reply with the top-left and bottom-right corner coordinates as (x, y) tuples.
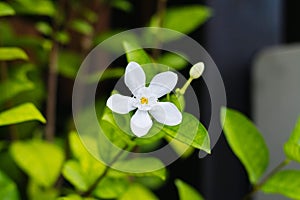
(189, 62), (205, 79)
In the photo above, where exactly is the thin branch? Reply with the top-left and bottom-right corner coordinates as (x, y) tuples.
(45, 42), (58, 141)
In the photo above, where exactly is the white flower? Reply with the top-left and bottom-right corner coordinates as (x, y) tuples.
(106, 62), (182, 137)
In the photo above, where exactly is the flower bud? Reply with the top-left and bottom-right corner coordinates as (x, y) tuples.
(189, 62), (205, 79)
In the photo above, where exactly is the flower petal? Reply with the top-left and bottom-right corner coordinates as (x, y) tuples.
(148, 71), (178, 98)
(106, 94), (136, 114)
(149, 102), (182, 126)
(125, 62), (146, 96)
(130, 110), (153, 137)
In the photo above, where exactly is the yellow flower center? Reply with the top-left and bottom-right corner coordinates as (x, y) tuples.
(140, 97), (148, 104)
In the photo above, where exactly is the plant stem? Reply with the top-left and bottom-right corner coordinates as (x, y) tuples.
(82, 144), (129, 197)
(45, 42), (58, 141)
(242, 159), (291, 200)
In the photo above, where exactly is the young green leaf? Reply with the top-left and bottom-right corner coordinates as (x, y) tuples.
(10, 140), (64, 187)
(112, 157), (166, 180)
(0, 65), (34, 105)
(62, 132), (106, 191)
(123, 41), (160, 81)
(119, 183), (158, 200)
(10, 0), (55, 16)
(157, 52), (188, 70)
(70, 19), (93, 35)
(110, 0), (133, 12)
(284, 116), (300, 162)
(57, 50), (82, 79)
(0, 47), (28, 61)
(0, 103), (46, 126)
(158, 112), (210, 153)
(0, 170), (20, 200)
(150, 6), (212, 41)
(0, 2), (15, 17)
(27, 180), (58, 200)
(175, 179), (204, 200)
(261, 170), (300, 199)
(93, 177), (129, 199)
(35, 22), (53, 36)
(221, 107), (269, 184)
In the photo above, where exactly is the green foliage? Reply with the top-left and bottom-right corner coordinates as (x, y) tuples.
(93, 177), (129, 199)
(10, 140), (64, 187)
(57, 51), (82, 79)
(0, 170), (20, 200)
(112, 157), (166, 180)
(11, 0), (56, 16)
(0, 103), (45, 126)
(35, 22), (53, 36)
(157, 52), (188, 70)
(119, 183), (158, 200)
(110, 0), (133, 12)
(175, 179), (204, 200)
(0, 2), (15, 17)
(150, 5), (212, 41)
(221, 107), (269, 184)
(0, 65), (35, 105)
(27, 180), (58, 200)
(261, 170), (300, 199)
(284, 116), (300, 162)
(62, 132), (106, 192)
(159, 112), (210, 153)
(70, 19), (94, 35)
(0, 47), (28, 61)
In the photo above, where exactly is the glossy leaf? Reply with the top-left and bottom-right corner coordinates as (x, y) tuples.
(175, 179), (204, 200)
(284, 116), (300, 162)
(0, 47), (28, 61)
(93, 177), (129, 199)
(112, 157), (166, 180)
(261, 170), (300, 199)
(10, 140), (64, 187)
(158, 112), (210, 153)
(165, 135), (194, 158)
(0, 170), (20, 200)
(0, 2), (15, 17)
(221, 107), (269, 184)
(0, 103), (46, 126)
(119, 184), (158, 200)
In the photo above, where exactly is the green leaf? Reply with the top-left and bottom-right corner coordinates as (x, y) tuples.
(35, 22), (52, 36)
(55, 31), (70, 45)
(150, 6), (211, 41)
(28, 180), (58, 200)
(221, 107), (269, 184)
(70, 19), (93, 35)
(123, 41), (160, 82)
(85, 67), (125, 83)
(165, 135), (194, 159)
(0, 170), (20, 200)
(11, 0), (55, 16)
(175, 179), (204, 200)
(119, 184), (158, 200)
(0, 65), (34, 105)
(93, 177), (129, 199)
(57, 50), (82, 79)
(261, 170), (300, 199)
(159, 112), (210, 153)
(110, 0), (133, 12)
(62, 132), (106, 191)
(284, 116), (300, 162)
(157, 53), (188, 70)
(0, 47), (28, 61)
(10, 140), (64, 187)
(0, 103), (46, 126)
(112, 157), (166, 180)
(0, 2), (15, 17)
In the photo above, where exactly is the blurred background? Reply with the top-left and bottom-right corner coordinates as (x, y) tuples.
(1, 0), (300, 199)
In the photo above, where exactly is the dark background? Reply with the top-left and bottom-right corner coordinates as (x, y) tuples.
(112, 0), (300, 199)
